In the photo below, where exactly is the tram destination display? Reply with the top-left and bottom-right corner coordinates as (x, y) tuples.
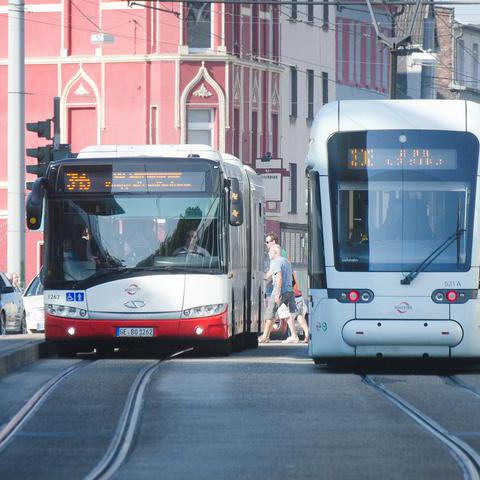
(59, 164), (208, 193)
(348, 148), (457, 170)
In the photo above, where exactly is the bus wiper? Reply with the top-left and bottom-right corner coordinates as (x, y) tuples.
(130, 265), (184, 271)
(400, 228), (465, 285)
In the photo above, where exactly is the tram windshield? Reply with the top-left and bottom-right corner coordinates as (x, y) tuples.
(328, 130), (479, 272)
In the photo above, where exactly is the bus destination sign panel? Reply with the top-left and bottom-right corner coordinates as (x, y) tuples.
(347, 148), (457, 170)
(61, 166), (207, 193)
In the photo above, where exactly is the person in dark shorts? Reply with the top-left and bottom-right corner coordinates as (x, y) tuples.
(259, 244), (300, 344)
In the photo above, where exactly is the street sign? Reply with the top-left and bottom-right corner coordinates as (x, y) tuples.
(260, 172), (282, 202)
(255, 157), (289, 203)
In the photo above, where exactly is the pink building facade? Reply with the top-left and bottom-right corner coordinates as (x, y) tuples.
(336, 4), (391, 99)
(0, 1), (282, 283)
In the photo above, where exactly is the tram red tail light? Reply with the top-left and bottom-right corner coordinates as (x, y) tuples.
(347, 290), (360, 303)
(446, 291), (458, 303)
(335, 289), (374, 303)
(432, 289), (471, 304)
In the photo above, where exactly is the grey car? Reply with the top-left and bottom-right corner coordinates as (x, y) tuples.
(0, 272), (26, 335)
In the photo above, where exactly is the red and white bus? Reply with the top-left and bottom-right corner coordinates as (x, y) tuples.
(27, 145), (264, 356)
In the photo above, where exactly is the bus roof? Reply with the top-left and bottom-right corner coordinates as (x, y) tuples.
(77, 144), (223, 162)
(74, 145), (262, 186)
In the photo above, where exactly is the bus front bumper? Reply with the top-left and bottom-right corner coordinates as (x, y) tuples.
(45, 311), (229, 341)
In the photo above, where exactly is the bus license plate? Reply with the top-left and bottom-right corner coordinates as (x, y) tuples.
(116, 327), (154, 337)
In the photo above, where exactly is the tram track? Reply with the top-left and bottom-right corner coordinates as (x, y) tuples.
(362, 374), (480, 480)
(444, 376), (480, 401)
(0, 359), (92, 453)
(85, 348), (192, 480)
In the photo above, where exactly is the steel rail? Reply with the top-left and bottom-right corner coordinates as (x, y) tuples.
(0, 360), (91, 452)
(363, 374), (480, 480)
(445, 376), (480, 401)
(85, 348), (193, 480)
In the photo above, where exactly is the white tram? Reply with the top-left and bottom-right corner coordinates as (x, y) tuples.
(307, 100), (480, 362)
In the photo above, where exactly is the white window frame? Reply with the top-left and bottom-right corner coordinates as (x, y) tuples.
(187, 2), (213, 52)
(187, 108), (214, 146)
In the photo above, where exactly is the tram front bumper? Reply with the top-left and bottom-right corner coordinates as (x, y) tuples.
(342, 319), (463, 347)
(339, 319), (463, 358)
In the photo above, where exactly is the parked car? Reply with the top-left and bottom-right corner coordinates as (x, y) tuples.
(23, 274), (44, 333)
(0, 272), (26, 334)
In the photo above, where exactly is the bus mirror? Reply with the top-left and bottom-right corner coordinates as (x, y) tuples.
(26, 178), (48, 230)
(228, 177), (244, 226)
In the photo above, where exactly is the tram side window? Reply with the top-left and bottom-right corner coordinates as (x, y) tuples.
(308, 171), (326, 288)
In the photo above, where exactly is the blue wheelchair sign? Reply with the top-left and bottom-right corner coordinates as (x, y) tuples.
(66, 292), (85, 302)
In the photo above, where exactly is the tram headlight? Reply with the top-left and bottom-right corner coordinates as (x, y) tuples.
(46, 304), (89, 319)
(434, 291), (445, 302)
(361, 291), (372, 302)
(337, 289), (373, 303)
(182, 303), (227, 318)
(433, 289), (469, 304)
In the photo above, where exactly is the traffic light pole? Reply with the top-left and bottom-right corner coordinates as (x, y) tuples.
(8, 0), (25, 283)
(365, 0), (422, 100)
(390, 46), (398, 99)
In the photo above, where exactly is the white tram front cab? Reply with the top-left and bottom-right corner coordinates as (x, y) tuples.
(307, 100), (480, 361)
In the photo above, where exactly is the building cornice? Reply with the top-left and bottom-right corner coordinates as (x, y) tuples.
(0, 3), (61, 13)
(0, 53), (284, 72)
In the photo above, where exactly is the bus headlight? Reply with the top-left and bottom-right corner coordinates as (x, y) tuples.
(182, 303), (227, 318)
(46, 304), (89, 319)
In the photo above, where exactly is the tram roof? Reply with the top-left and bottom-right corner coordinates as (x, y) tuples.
(306, 99), (480, 171)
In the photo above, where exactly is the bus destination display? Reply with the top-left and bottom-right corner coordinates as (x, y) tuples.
(348, 148), (457, 170)
(61, 166), (207, 193)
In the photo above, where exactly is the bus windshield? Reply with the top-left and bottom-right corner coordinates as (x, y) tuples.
(45, 194), (225, 286)
(328, 130), (479, 272)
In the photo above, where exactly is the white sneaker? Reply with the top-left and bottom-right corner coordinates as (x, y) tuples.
(282, 336), (299, 344)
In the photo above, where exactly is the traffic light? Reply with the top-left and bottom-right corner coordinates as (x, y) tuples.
(26, 120), (51, 140)
(26, 97), (74, 182)
(26, 146), (52, 178)
(26, 119), (52, 180)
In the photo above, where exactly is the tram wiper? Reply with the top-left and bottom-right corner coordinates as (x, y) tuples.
(400, 228), (465, 285)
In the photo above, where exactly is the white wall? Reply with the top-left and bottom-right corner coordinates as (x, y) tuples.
(455, 24), (480, 91)
(278, 3), (336, 232)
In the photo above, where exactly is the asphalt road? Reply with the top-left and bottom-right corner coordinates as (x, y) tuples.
(0, 344), (479, 479)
